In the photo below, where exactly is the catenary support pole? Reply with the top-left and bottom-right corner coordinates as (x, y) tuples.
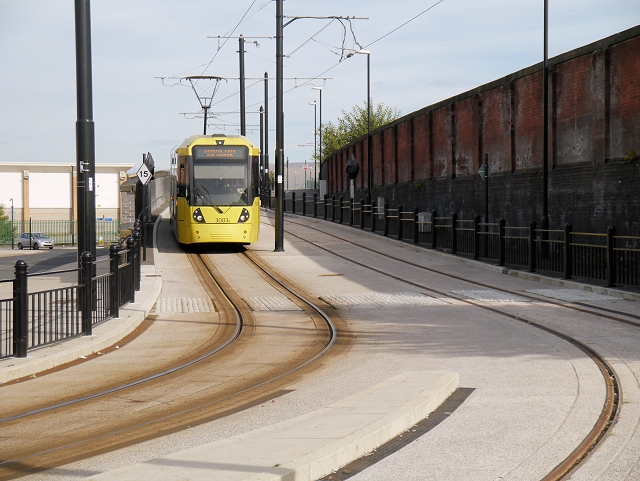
(264, 72), (270, 198)
(74, 0), (96, 268)
(275, 0), (284, 251)
(239, 35), (246, 136)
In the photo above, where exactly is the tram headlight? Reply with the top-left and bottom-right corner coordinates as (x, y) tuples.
(193, 208), (206, 223)
(237, 208), (250, 223)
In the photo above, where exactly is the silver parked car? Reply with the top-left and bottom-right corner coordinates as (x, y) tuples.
(17, 232), (55, 250)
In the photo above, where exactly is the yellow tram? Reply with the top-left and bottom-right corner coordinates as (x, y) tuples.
(170, 134), (260, 245)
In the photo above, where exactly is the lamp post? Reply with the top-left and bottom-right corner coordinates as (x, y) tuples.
(309, 100), (317, 189)
(542, 0), (549, 227)
(348, 49), (371, 199)
(311, 86), (322, 190)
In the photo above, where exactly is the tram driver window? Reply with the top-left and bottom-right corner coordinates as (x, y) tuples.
(193, 164), (249, 206)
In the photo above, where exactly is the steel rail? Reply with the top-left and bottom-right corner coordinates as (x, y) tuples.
(0, 253), (242, 424)
(0, 249), (336, 479)
(271, 215), (621, 481)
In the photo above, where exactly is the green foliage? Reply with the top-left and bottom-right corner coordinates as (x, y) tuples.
(318, 100), (401, 162)
(0, 204), (11, 245)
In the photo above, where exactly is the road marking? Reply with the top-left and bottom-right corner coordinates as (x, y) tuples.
(451, 290), (530, 302)
(154, 297), (214, 313)
(321, 292), (446, 309)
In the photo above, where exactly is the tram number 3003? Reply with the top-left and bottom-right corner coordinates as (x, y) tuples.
(214, 218), (230, 223)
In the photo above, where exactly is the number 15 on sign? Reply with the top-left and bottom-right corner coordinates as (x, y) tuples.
(137, 163), (151, 185)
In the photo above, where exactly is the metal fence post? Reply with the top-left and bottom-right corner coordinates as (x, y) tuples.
(291, 192), (296, 214)
(331, 195), (336, 222)
(529, 220), (537, 272)
(81, 251), (93, 336)
(451, 212), (457, 254)
(383, 202), (389, 236)
(564, 223), (572, 280)
(323, 194), (328, 220)
(109, 244), (120, 318)
(473, 215), (480, 259)
(431, 209), (437, 249)
(302, 192), (306, 216)
(313, 193), (317, 218)
(360, 200), (366, 230)
(413, 207), (419, 244)
(349, 198), (354, 226)
(13, 260), (28, 358)
(133, 228), (141, 292)
(338, 196), (343, 224)
(498, 218), (506, 266)
(396, 204), (403, 240)
(127, 236), (136, 302)
(606, 225), (616, 287)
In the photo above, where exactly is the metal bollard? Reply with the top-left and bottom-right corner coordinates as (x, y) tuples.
(81, 251), (93, 336)
(349, 198), (354, 227)
(451, 212), (457, 254)
(606, 226), (616, 287)
(323, 194), (328, 220)
(528, 221), (537, 272)
(133, 228), (141, 292)
(109, 244), (120, 318)
(383, 202), (389, 237)
(126, 236), (136, 303)
(13, 260), (28, 358)
(431, 210), (438, 249)
(564, 223), (573, 280)
(313, 193), (318, 218)
(498, 218), (506, 266)
(473, 215), (480, 259)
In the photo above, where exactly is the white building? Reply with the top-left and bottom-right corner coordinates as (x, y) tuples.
(0, 163), (132, 222)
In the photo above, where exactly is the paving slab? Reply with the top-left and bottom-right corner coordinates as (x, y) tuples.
(80, 371), (458, 481)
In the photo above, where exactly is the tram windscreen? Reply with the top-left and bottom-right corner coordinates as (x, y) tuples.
(192, 146), (250, 206)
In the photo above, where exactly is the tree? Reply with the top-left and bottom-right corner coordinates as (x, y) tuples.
(318, 100), (401, 162)
(0, 204), (11, 245)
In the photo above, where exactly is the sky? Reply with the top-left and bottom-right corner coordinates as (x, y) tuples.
(0, 1), (638, 173)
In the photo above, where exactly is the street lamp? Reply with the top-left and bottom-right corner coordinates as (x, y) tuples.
(347, 49), (370, 199)
(311, 86), (322, 190)
(309, 100), (317, 189)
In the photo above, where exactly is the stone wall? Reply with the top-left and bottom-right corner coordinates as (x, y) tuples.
(324, 26), (640, 235)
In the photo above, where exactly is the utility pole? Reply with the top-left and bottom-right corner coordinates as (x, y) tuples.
(264, 72), (269, 195)
(275, 0), (284, 251)
(74, 0), (96, 267)
(239, 35), (246, 136)
(542, 0), (549, 226)
(259, 105), (264, 197)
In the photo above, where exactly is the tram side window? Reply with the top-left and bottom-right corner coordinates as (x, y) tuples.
(252, 155), (259, 198)
(177, 157), (190, 197)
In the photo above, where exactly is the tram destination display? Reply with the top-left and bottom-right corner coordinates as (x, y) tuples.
(194, 145), (247, 160)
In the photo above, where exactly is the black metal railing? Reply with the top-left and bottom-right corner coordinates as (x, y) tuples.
(278, 194), (640, 290)
(0, 224), (142, 360)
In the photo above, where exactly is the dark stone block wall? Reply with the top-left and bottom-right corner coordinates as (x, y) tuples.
(324, 26), (640, 235)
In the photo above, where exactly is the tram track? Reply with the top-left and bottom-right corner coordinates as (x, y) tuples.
(0, 247), (337, 480)
(266, 214), (634, 481)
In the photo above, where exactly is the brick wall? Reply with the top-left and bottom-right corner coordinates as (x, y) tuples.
(325, 26), (640, 235)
